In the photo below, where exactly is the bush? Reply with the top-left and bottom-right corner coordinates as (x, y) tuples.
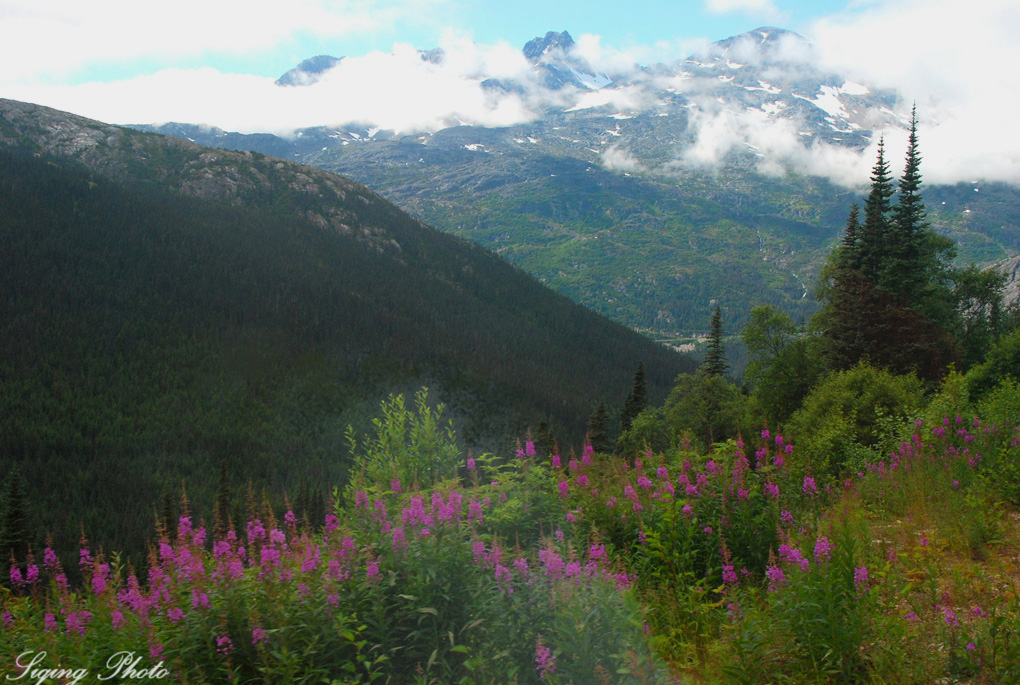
(786, 363), (924, 479)
(966, 328), (1020, 400)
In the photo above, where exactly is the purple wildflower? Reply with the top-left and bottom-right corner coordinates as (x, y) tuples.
(854, 566), (869, 594)
(814, 536), (833, 562)
(216, 635), (234, 655)
(803, 476), (818, 495)
(535, 637), (557, 679)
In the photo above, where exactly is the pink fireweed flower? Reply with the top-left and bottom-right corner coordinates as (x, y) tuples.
(657, 466), (669, 481)
(526, 440), (536, 457)
(216, 635), (234, 655)
(779, 544), (810, 572)
(192, 589), (210, 610)
(551, 454), (561, 468)
(355, 490), (370, 510)
(324, 513), (339, 533)
(284, 510), (297, 527)
(582, 444), (594, 465)
(943, 606), (958, 626)
(391, 526), (407, 550)
(568, 458), (579, 472)
(557, 480), (570, 498)
(43, 547), (59, 573)
(178, 516), (192, 538)
(92, 563), (110, 595)
(391, 478), (403, 493)
(576, 474), (590, 489)
(803, 476), (818, 495)
(79, 546), (92, 573)
(766, 565), (786, 592)
(681, 503), (693, 516)
(1, 611), (12, 629)
(9, 566), (23, 587)
(167, 606), (185, 623)
(467, 499), (483, 524)
(722, 564), (738, 586)
(764, 481), (780, 499)
(514, 557), (529, 575)
(637, 475), (653, 489)
(761, 429), (771, 440)
(854, 566), (869, 594)
(252, 627), (269, 646)
(538, 548), (565, 578)
(466, 457), (476, 471)
(65, 611), (92, 637)
(814, 536), (833, 562)
(366, 559), (380, 581)
(44, 613), (58, 632)
(247, 519), (266, 543)
(535, 637), (557, 679)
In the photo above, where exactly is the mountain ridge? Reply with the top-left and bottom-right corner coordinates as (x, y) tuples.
(122, 27), (1019, 340)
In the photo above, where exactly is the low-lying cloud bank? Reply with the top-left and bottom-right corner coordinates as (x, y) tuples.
(3, 0), (1018, 187)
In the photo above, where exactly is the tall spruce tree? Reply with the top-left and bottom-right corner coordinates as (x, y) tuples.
(620, 362), (647, 433)
(840, 203), (862, 270)
(886, 105), (927, 300)
(858, 138), (895, 283)
(0, 464), (31, 582)
(704, 307), (729, 377)
(587, 401), (612, 454)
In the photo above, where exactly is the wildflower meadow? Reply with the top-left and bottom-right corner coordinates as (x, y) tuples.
(2, 379), (1020, 683)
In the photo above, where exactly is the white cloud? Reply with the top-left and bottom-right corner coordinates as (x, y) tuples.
(602, 144), (643, 172)
(809, 0), (1020, 185)
(0, 0), (446, 84)
(704, 0), (780, 18)
(3, 37), (542, 134)
(672, 0), (1020, 187)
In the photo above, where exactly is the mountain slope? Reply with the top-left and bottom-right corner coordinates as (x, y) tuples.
(0, 98), (692, 568)
(129, 28), (1020, 342)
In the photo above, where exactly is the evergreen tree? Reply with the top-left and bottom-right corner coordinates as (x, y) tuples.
(858, 138), (895, 282)
(704, 307), (729, 377)
(214, 460), (232, 538)
(620, 362), (647, 433)
(839, 203), (862, 271)
(886, 105), (928, 300)
(587, 401), (612, 454)
(535, 421), (556, 458)
(0, 464), (31, 581)
(818, 119), (960, 380)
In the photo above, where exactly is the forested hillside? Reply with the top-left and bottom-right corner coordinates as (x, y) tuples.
(0, 110), (691, 572)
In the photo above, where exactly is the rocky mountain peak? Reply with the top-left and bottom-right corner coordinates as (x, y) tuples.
(523, 31), (576, 64)
(276, 55), (343, 87)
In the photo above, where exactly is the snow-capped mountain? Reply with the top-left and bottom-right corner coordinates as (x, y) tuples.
(131, 27), (1019, 340)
